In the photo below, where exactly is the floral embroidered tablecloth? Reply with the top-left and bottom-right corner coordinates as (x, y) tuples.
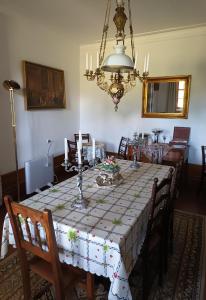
(1, 160), (171, 300)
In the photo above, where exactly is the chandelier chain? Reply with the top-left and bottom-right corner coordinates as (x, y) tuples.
(99, 0), (111, 66)
(128, 0), (135, 62)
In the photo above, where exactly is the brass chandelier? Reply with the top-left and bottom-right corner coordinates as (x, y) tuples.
(84, 0), (150, 111)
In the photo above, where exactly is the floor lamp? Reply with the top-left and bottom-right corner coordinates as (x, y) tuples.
(3, 80), (21, 202)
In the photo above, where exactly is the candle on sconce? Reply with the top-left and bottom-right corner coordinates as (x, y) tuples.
(86, 53), (89, 70)
(117, 0), (124, 6)
(143, 55), (146, 73)
(79, 130), (82, 150)
(90, 55), (93, 71)
(134, 53), (138, 69)
(92, 138), (96, 159)
(64, 138), (68, 161)
(96, 52), (99, 68)
(77, 142), (82, 165)
(146, 53), (150, 73)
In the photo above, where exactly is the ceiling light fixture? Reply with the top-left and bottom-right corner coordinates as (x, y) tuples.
(84, 0), (150, 111)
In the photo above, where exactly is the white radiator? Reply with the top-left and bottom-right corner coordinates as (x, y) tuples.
(25, 156), (54, 195)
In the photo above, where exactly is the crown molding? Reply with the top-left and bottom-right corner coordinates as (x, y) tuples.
(132, 24), (206, 44)
(81, 24), (206, 48)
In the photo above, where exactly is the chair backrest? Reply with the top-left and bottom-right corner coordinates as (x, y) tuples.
(146, 168), (173, 239)
(173, 126), (190, 143)
(201, 145), (206, 168)
(118, 137), (128, 159)
(170, 161), (183, 202)
(67, 140), (77, 162)
(4, 195), (62, 277)
(74, 133), (90, 144)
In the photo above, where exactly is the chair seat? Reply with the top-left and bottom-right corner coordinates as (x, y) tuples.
(30, 256), (82, 288)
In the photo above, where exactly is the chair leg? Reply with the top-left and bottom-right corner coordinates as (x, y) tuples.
(142, 256), (149, 300)
(54, 282), (65, 300)
(159, 242), (164, 286)
(0, 205), (6, 257)
(198, 174), (204, 194)
(169, 216), (174, 255)
(86, 272), (95, 300)
(19, 253), (31, 300)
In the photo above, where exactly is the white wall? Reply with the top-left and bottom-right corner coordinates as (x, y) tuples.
(0, 13), (80, 174)
(80, 26), (206, 165)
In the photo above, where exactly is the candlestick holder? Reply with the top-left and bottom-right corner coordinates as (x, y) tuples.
(61, 159), (76, 172)
(128, 132), (146, 169)
(72, 163), (89, 209)
(61, 159), (89, 209)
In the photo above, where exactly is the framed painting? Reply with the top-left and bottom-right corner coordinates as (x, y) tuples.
(23, 61), (66, 110)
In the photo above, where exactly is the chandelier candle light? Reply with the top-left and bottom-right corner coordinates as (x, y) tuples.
(84, 0), (150, 111)
(91, 138), (96, 167)
(64, 138), (68, 162)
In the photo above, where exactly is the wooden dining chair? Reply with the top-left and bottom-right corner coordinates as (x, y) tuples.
(172, 126), (191, 143)
(117, 137), (129, 159)
(199, 145), (206, 192)
(67, 139), (90, 168)
(141, 168), (173, 300)
(4, 195), (95, 300)
(67, 139), (78, 166)
(166, 161), (183, 257)
(74, 133), (90, 144)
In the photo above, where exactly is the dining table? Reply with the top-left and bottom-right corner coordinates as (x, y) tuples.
(1, 159), (171, 300)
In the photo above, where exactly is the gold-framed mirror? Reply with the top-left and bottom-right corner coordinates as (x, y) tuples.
(142, 75), (191, 119)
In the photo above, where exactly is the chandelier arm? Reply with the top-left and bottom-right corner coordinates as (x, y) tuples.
(99, 0), (111, 66)
(128, 0), (135, 63)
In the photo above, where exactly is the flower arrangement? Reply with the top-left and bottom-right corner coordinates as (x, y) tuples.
(98, 156), (120, 173)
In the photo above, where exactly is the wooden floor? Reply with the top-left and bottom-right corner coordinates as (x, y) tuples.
(174, 173), (206, 215)
(174, 173), (206, 299)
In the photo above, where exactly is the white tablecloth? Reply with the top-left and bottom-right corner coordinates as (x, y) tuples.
(1, 160), (171, 300)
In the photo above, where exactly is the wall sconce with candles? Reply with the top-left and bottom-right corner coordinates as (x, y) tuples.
(84, 0), (150, 111)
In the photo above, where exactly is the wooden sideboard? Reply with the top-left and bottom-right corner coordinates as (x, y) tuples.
(162, 145), (189, 166)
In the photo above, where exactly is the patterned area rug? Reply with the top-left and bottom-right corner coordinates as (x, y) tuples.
(130, 210), (206, 300)
(0, 210), (205, 300)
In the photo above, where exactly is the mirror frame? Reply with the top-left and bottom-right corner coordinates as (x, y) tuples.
(142, 75), (191, 119)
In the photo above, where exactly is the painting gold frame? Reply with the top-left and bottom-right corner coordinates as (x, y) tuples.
(142, 75), (191, 119)
(23, 61), (66, 110)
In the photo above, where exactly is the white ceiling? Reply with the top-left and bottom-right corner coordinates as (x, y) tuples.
(0, 0), (206, 44)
